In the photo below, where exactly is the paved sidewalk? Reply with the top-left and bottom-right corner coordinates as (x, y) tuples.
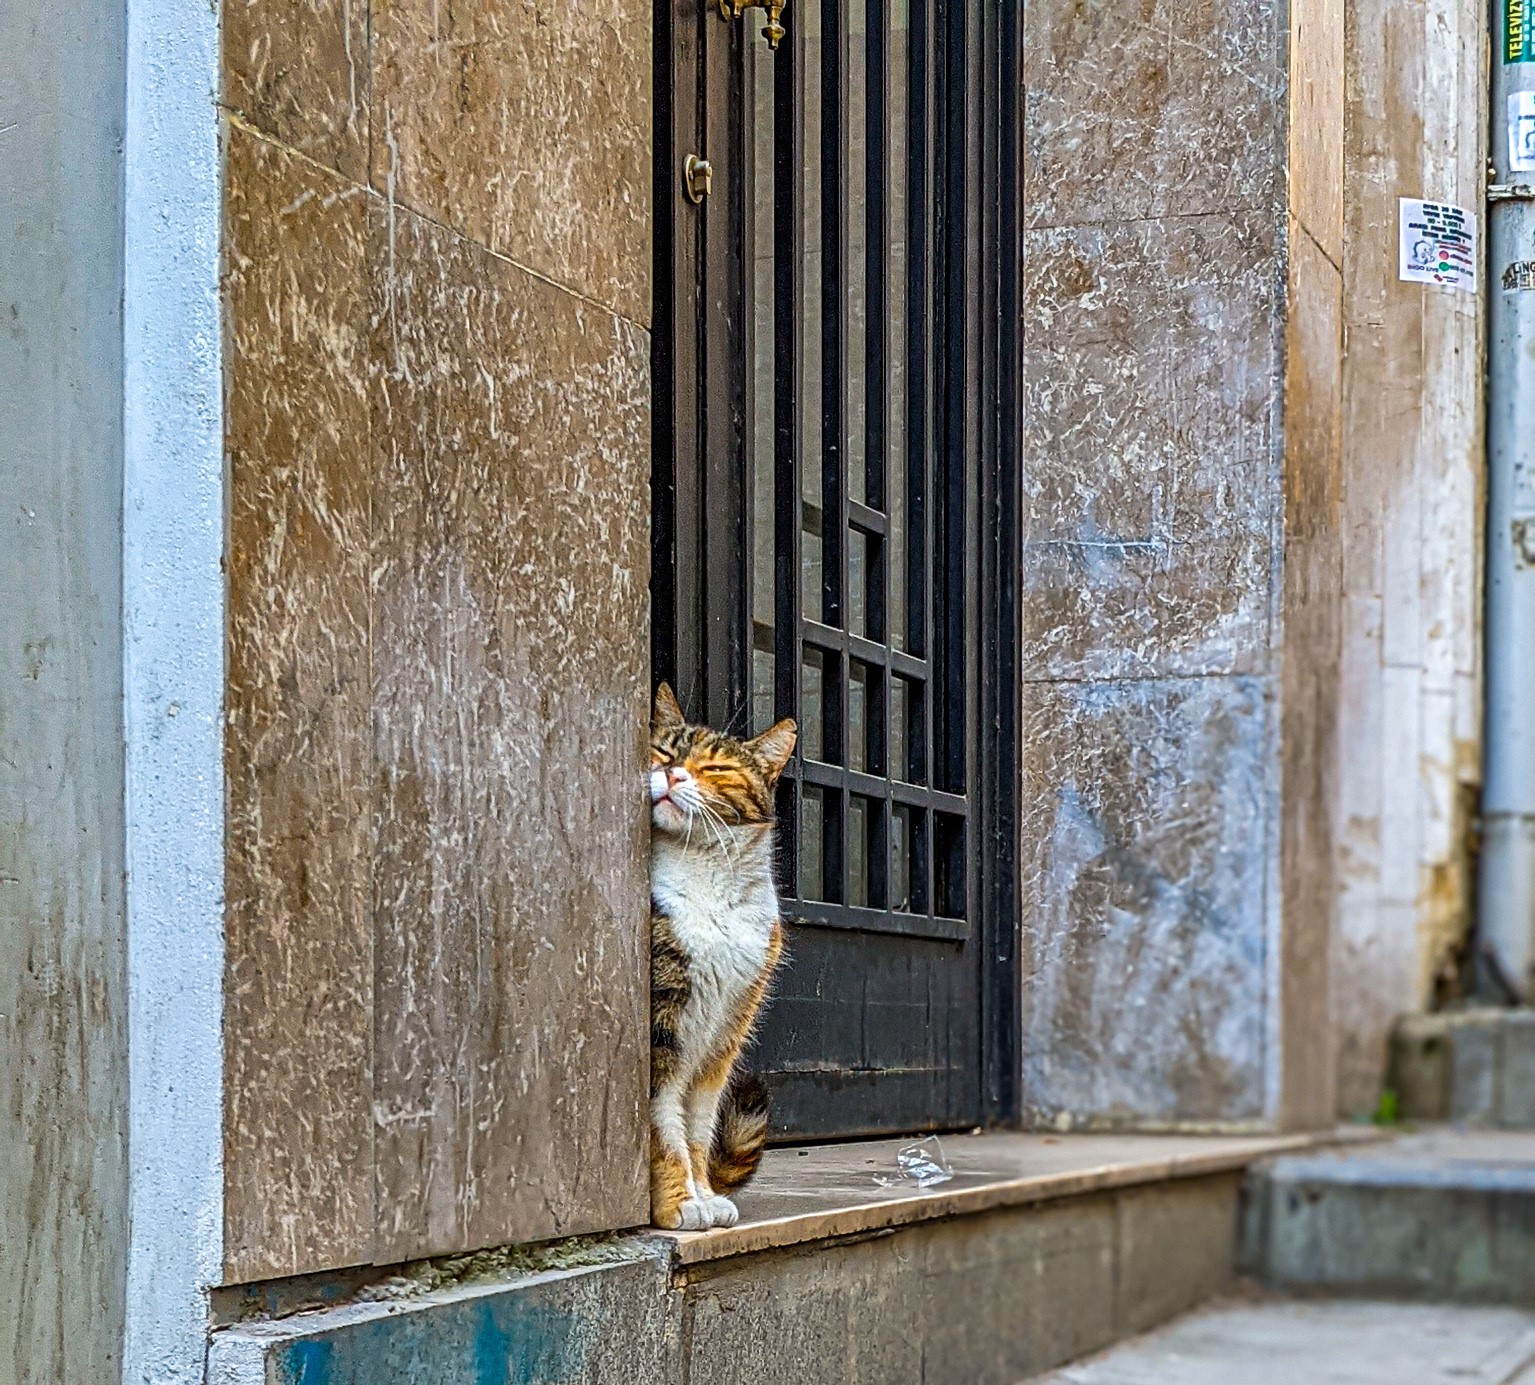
(1035, 1298), (1535, 1384)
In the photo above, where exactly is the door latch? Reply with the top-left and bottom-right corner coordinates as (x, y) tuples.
(719, 0), (786, 49)
(683, 154), (713, 205)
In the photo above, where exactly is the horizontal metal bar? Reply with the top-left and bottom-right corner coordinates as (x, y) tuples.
(1490, 183), (1535, 202)
(783, 898), (970, 942)
(791, 756), (966, 814)
(800, 617), (927, 682)
(847, 499), (889, 537)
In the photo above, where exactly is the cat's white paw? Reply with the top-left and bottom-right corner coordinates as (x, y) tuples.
(702, 1194), (739, 1228)
(675, 1194), (740, 1230)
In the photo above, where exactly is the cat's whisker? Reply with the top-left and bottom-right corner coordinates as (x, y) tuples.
(696, 802), (732, 858)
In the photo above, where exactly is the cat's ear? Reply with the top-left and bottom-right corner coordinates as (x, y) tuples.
(652, 682), (686, 732)
(750, 718), (797, 782)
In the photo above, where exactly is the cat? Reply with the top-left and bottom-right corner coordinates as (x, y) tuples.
(648, 682), (796, 1231)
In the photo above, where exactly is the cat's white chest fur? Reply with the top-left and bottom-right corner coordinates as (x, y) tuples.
(651, 834), (779, 1062)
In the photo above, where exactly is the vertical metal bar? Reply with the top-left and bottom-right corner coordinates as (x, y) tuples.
(701, 4), (747, 731)
(866, 0), (889, 518)
(981, 0), (1021, 1123)
(651, 0), (677, 692)
(775, 0), (806, 897)
(933, 0), (967, 797)
(906, 0), (930, 669)
(866, 0), (892, 909)
(656, 0), (704, 708)
(906, 0), (931, 838)
(823, 0), (849, 900)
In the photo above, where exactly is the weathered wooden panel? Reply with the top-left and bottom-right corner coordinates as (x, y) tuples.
(1278, 224), (1343, 1130)
(1, 0), (129, 1372)
(370, 0), (652, 324)
(369, 201), (651, 1262)
(223, 125), (377, 1281)
(1020, 678), (1271, 1127)
(1332, 0), (1485, 1113)
(1288, 0), (1344, 266)
(223, 0), (369, 181)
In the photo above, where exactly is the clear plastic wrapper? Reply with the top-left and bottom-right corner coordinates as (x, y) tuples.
(872, 1134), (953, 1189)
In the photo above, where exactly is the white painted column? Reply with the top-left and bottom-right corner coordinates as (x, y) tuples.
(122, 1), (226, 1380)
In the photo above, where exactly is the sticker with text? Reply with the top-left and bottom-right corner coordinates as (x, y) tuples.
(1511, 91), (1535, 173)
(1509, 0), (1533, 62)
(1398, 199), (1477, 294)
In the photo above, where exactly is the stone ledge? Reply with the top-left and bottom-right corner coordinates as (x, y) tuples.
(659, 1127), (1375, 1266)
(1243, 1127), (1535, 1303)
(1391, 1008), (1535, 1127)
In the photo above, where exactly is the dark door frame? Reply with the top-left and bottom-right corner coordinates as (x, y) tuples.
(652, 0), (1022, 1130)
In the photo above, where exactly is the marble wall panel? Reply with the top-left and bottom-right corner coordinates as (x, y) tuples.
(224, 126), (377, 1280)
(370, 0), (651, 325)
(1023, 0), (1282, 230)
(1020, 677), (1271, 1127)
(1021, 213), (1279, 680)
(223, 0), (370, 181)
(369, 201), (652, 1262)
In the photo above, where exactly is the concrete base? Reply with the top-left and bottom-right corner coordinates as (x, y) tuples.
(1242, 1129), (1535, 1303)
(1032, 1299), (1535, 1383)
(1391, 1008), (1535, 1127)
(210, 1173), (1242, 1385)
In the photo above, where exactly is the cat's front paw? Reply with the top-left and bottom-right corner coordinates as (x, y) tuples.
(675, 1195), (739, 1230)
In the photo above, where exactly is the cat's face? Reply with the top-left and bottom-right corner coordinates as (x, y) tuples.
(648, 683), (797, 837)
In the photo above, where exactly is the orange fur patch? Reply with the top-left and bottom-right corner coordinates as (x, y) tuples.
(650, 1131), (691, 1230)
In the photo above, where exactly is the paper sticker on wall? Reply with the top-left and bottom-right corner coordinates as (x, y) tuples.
(1512, 92), (1535, 172)
(1398, 199), (1478, 293)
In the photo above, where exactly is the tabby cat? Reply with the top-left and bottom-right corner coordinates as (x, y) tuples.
(648, 683), (796, 1230)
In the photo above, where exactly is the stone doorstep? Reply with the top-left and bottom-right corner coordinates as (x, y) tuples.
(208, 1127), (1372, 1384)
(659, 1126), (1380, 1266)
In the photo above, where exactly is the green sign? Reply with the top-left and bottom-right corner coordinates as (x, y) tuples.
(1510, 0), (1534, 63)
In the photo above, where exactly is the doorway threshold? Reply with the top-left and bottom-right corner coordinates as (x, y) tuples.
(659, 1126), (1381, 1266)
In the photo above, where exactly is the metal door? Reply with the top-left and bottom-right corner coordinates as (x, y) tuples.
(654, 0), (1020, 1137)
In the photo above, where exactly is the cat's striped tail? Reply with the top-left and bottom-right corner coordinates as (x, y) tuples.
(709, 1070), (770, 1194)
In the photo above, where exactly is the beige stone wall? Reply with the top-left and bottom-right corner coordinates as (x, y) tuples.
(220, 0), (653, 1280)
(1332, 0), (1486, 1117)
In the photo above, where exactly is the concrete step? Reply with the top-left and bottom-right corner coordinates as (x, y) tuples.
(1242, 1128), (1535, 1303)
(211, 1130), (1322, 1385)
(1391, 1007), (1535, 1127)
(1032, 1297), (1535, 1384)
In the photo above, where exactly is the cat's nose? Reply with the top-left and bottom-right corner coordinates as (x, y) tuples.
(667, 766), (691, 786)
